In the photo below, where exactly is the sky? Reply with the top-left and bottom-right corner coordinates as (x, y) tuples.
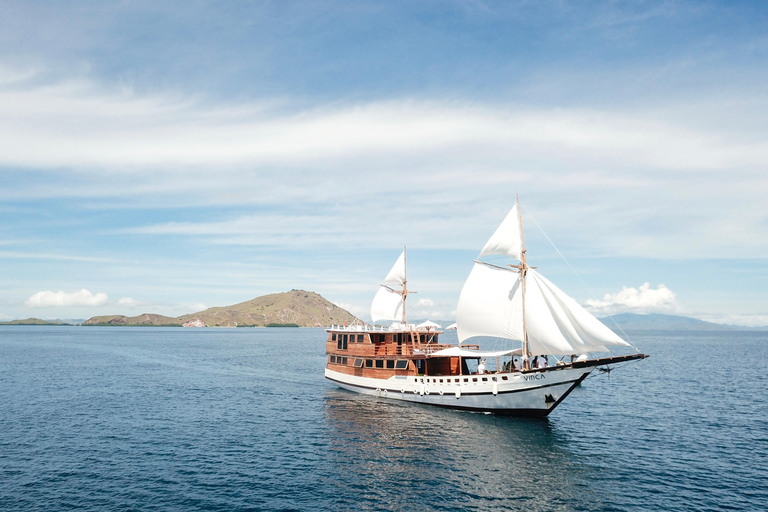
(1, 0), (767, 326)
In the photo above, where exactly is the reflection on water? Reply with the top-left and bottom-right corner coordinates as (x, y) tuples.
(323, 389), (604, 511)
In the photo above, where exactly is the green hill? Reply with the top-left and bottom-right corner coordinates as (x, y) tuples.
(81, 290), (359, 327)
(83, 313), (181, 326)
(178, 290), (358, 327)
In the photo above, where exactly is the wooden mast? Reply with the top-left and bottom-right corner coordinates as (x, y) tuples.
(516, 195), (531, 370)
(401, 245), (408, 324)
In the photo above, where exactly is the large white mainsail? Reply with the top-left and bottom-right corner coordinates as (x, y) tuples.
(456, 204), (629, 355)
(371, 250), (408, 324)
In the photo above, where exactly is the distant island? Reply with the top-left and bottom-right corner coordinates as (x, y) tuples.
(0, 318), (71, 326)
(598, 313), (768, 332)
(81, 290), (360, 327)
(3, 299), (765, 331)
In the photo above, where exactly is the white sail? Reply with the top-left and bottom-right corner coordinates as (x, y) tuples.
(478, 205), (524, 261)
(371, 286), (404, 324)
(383, 251), (406, 286)
(456, 263), (629, 354)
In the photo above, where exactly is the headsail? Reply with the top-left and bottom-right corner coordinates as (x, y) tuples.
(383, 251), (406, 286)
(478, 204), (524, 261)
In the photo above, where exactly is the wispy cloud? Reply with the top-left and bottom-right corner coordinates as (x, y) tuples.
(0, 250), (128, 263)
(2, 76), (767, 172)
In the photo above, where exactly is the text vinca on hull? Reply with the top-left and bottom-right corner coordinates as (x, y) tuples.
(325, 198), (647, 416)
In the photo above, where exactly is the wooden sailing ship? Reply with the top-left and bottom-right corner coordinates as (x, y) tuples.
(324, 198), (647, 415)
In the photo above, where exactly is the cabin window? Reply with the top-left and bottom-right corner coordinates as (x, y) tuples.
(342, 357), (347, 365)
(357, 334), (363, 343)
(386, 360), (395, 369)
(375, 360), (384, 369)
(439, 379), (444, 383)
(463, 378), (468, 382)
(332, 333), (336, 341)
(330, 356), (336, 363)
(354, 358), (363, 367)
(420, 335), (425, 343)
(365, 360), (373, 368)
(502, 376), (508, 381)
(395, 360), (408, 370)
(482, 378), (488, 382)
(337, 337), (342, 350)
(472, 378), (478, 382)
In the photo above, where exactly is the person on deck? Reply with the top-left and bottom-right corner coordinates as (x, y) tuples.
(538, 355), (548, 368)
(513, 357), (522, 371)
(477, 360), (486, 375)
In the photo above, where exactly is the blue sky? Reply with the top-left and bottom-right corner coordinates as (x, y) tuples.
(1, 0), (767, 325)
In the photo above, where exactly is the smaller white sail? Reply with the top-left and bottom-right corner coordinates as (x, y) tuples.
(478, 205), (524, 261)
(383, 251), (406, 286)
(371, 286), (404, 324)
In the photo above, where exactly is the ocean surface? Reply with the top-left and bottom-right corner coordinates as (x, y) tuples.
(1, 326), (766, 511)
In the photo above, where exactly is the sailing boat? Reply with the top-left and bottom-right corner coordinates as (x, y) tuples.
(324, 203), (646, 415)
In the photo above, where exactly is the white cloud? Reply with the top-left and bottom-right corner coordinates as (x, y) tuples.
(416, 298), (434, 307)
(116, 297), (141, 308)
(333, 301), (367, 318)
(26, 289), (109, 307)
(585, 283), (678, 315)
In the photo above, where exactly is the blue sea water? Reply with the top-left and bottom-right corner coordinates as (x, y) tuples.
(1, 326), (766, 511)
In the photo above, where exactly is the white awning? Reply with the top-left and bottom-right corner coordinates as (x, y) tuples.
(429, 346), (522, 358)
(445, 323), (457, 330)
(416, 320), (442, 330)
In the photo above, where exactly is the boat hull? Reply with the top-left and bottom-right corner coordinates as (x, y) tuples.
(325, 365), (593, 416)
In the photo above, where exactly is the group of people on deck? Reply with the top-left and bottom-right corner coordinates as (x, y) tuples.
(476, 353), (587, 374)
(481, 354), (551, 374)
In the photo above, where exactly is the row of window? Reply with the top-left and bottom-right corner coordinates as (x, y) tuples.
(328, 356), (409, 370)
(330, 333), (440, 345)
(334, 333), (366, 349)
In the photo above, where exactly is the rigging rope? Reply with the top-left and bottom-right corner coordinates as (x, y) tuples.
(522, 205), (641, 353)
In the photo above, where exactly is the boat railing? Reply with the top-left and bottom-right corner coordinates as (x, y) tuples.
(411, 343), (453, 356)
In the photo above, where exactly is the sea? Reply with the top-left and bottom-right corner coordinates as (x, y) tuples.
(1, 326), (766, 512)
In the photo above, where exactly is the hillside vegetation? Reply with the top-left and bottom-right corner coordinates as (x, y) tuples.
(83, 313), (181, 326)
(0, 318), (70, 325)
(82, 290), (359, 327)
(178, 290), (358, 327)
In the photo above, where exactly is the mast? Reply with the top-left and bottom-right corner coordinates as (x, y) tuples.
(402, 245), (408, 324)
(515, 195), (531, 370)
